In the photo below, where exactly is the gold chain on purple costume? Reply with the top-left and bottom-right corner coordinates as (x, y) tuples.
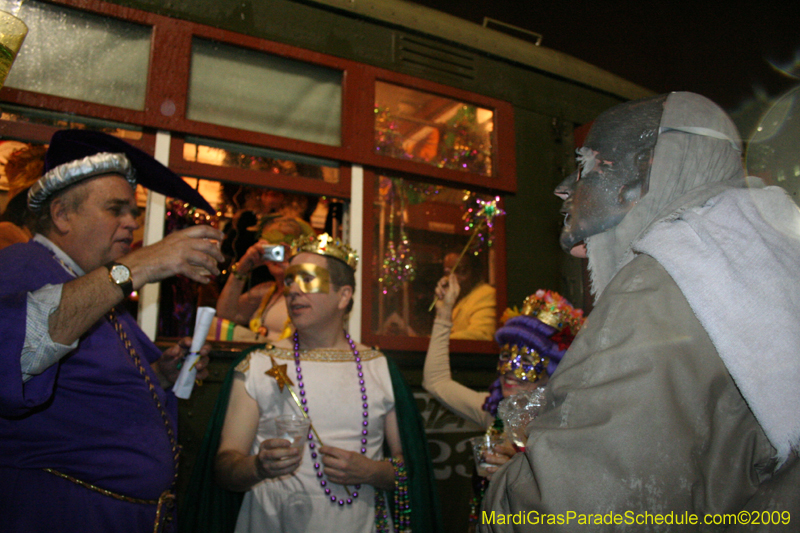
(42, 468), (174, 533)
(41, 248), (179, 532)
(107, 308), (181, 482)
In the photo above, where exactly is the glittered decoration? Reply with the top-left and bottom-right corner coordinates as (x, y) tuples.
(374, 105), (405, 160)
(461, 194), (505, 255)
(222, 151), (298, 175)
(379, 179), (418, 295)
(373, 103), (492, 176)
(264, 354), (327, 450)
(265, 355), (293, 392)
(402, 180), (442, 205)
(164, 199), (218, 235)
(159, 199), (219, 338)
(496, 344), (549, 383)
(379, 197), (400, 295)
(396, 219), (416, 286)
(521, 289), (585, 336)
(291, 232), (359, 270)
(440, 105), (492, 175)
(499, 305), (522, 326)
(494, 290), (585, 379)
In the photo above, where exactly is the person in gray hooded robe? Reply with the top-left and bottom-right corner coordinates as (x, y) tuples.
(480, 92), (800, 532)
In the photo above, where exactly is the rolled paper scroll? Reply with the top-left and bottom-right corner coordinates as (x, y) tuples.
(173, 306), (216, 399)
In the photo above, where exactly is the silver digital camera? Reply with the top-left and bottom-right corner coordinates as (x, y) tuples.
(262, 245), (285, 262)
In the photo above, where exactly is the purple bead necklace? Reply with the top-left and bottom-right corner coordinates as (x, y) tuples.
(293, 330), (368, 506)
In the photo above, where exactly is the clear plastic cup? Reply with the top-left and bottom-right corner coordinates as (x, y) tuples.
(469, 434), (505, 477)
(275, 414), (311, 451)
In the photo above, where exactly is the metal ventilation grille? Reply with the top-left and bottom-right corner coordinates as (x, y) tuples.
(393, 34), (476, 81)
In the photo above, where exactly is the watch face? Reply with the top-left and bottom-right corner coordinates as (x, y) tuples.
(110, 264), (131, 284)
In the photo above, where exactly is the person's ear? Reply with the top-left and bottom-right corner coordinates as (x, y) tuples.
(618, 179), (644, 207)
(49, 197), (71, 235)
(618, 148), (653, 207)
(337, 285), (353, 310)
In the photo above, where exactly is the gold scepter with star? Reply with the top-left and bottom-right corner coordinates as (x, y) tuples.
(265, 355), (353, 496)
(265, 355), (324, 443)
(428, 197), (505, 312)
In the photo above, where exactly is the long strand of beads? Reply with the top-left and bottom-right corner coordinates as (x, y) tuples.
(374, 491), (389, 533)
(294, 330), (367, 506)
(390, 458), (411, 531)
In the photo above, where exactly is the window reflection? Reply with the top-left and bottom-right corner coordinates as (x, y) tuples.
(0, 139), (46, 247)
(1, 103), (144, 140)
(371, 175), (497, 339)
(374, 81), (494, 176)
(188, 38), (342, 146)
(6, 0), (151, 110)
(182, 138), (340, 183)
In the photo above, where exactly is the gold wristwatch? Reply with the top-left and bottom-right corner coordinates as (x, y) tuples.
(105, 261), (134, 297)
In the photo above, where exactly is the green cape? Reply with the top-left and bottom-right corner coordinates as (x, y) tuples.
(179, 344), (443, 533)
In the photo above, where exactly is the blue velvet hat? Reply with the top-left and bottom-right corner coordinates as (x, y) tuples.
(28, 129), (214, 213)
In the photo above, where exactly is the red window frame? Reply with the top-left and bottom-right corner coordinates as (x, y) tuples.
(0, 0), (515, 352)
(0, 0), (516, 194)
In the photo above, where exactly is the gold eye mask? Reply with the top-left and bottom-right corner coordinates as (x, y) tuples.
(284, 263), (331, 294)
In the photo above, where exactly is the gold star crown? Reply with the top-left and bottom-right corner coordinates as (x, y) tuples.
(290, 233), (359, 271)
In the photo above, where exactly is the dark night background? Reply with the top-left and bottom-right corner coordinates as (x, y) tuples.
(409, 0), (800, 135)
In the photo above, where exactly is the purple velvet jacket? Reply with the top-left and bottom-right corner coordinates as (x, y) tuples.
(0, 240), (178, 532)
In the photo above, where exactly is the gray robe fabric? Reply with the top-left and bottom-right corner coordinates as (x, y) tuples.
(481, 256), (798, 532)
(480, 92), (800, 531)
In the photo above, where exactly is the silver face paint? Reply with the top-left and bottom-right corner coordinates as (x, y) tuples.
(555, 95), (667, 253)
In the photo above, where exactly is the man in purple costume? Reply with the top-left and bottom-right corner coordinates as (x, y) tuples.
(0, 130), (225, 533)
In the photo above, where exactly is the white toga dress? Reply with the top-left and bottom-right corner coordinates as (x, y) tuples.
(234, 345), (396, 533)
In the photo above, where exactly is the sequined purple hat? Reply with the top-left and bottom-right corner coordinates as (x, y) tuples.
(494, 290), (585, 381)
(28, 129), (214, 213)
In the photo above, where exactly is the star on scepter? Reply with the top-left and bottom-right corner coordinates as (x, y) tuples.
(265, 356), (322, 442)
(265, 356), (293, 391)
(429, 197), (506, 311)
(265, 355), (353, 496)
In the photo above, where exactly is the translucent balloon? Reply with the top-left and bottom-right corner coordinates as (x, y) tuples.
(746, 85), (800, 206)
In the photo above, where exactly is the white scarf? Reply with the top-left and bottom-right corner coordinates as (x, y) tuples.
(635, 186), (800, 463)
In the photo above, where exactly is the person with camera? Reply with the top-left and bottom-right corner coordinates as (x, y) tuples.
(215, 216), (315, 343)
